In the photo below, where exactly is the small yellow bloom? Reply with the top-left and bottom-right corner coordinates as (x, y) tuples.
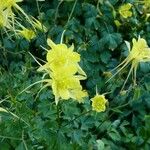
(18, 28), (36, 41)
(119, 3), (132, 18)
(91, 95), (108, 112)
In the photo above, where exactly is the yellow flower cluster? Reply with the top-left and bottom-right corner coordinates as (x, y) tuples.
(38, 39), (88, 105)
(108, 37), (150, 89)
(119, 3), (132, 18)
(91, 94), (108, 112)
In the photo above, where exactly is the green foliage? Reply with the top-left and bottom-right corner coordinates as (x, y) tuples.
(1, 0), (150, 149)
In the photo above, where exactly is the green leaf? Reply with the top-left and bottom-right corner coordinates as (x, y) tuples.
(108, 128), (121, 141)
(96, 140), (105, 150)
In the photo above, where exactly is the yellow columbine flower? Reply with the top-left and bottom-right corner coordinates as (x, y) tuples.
(18, 28), (36, 41)
(47, 39), (80, 67)
(39, 39), (81, 74)
(51, 73), (87, 104)
(119, 3), (132, 18)
(107, 37), (150, 90)
(91, 94), (108, 112)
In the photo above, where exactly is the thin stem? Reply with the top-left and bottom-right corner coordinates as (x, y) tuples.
(110, 101), (130, 111)
(0, 135), (21, 140)
(60, 30), (66, 44)
(120, 64), (133, 91)
(35, 0), (47, 42)
(54, 0), (64, 23)
(66, 0), (78, 26)
(18, 79), (51, 95)
(22, 130), (28, 150)
(36, 0), (41, 17)
(97, 0), (103, 16)
(56, 103), (61, 127)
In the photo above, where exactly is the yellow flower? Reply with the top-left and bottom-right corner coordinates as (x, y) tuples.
(47, 39), (80, 70)
(38, 39), (81, 74)
(119, 3), (132, 18)
(51, 73), (86, 104)
(18, 28), (36, 41)
(107, 37), (150, 90)
(91, 95), (108, 112)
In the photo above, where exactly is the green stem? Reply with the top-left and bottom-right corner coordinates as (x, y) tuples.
(22, 130), (28, 150)
(54, 0), (64, 23)
(57, 103), (61, 127)
(65, 0), (78, 27)
(110, 101), (130, 111)
(0, 135), (21, 140)
(35, 0), (47, 42)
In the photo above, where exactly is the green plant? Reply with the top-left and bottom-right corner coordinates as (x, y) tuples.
(1, 0), (150, 149)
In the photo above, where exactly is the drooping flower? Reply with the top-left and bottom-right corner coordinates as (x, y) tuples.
(119, 3), (132, 18)
(107, 37), (150, 90)
(91, 94), (108, 112)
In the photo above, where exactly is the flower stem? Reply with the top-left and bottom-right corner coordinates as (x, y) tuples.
(56, 103), (61, 127)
